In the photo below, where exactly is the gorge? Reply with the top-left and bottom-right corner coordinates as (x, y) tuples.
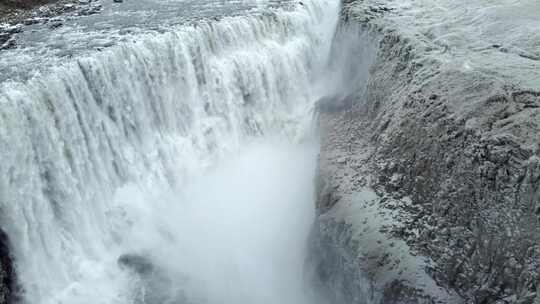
(1, 0), (539, 303)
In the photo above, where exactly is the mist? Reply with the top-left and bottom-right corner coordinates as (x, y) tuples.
(108, 137), (321, 304)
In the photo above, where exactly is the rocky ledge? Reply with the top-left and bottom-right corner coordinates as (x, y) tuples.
(311, 0), (540, 303)
(0, 0), (102, 50)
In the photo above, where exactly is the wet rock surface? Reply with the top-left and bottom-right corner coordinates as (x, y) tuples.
(117, 253), (189, 304)
(0, 0), (102, 50)
(314, 0), (540, 303)
(0, 229), (16, 304)
(118, 253), (155, 275)
(0, 0), (100, 24)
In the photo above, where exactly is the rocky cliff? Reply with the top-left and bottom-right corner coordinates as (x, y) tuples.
(311, 0), (540, 303)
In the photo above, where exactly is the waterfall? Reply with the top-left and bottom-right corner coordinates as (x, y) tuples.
(0, 0), (340, 303)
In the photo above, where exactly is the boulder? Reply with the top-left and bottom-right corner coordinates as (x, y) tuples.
(117, 253), (154, 275)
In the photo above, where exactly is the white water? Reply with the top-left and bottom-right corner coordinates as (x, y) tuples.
(115, 139), (319, 304)
(0, 0), (339, 303)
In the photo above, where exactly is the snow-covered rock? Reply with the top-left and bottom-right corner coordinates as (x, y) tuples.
(312, 0), (540, 303)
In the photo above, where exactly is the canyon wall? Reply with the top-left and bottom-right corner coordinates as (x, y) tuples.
(312, 0), (540, 303)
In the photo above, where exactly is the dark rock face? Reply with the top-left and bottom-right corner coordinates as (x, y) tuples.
(0, 0), (55, 23)
(0, 24), (22, 50)
(117, 253), (189, 304)
(313, 1), (540, 303)
(0, 229), (16, 304)
(1, 1), (57, 9)
(118, 253), (155, 275)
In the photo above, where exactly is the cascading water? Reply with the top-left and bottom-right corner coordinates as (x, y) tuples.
(0, 0), (340, 303)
